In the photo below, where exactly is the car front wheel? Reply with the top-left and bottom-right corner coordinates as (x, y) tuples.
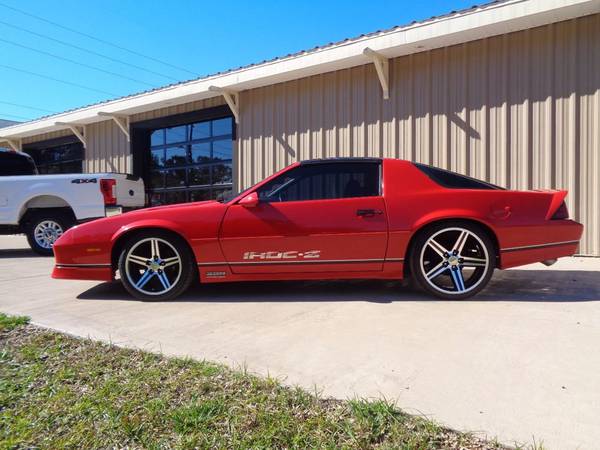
(410, 222), (495, 300)
(118, 231), (196, 301)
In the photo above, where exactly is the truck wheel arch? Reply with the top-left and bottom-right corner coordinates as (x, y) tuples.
(19, 195), (75, 224)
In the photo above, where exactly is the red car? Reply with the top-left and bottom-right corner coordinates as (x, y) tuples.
(52, 158), (583, 301)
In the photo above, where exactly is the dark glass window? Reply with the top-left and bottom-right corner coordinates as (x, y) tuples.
(190, 142), (211, 163)
(190, 122), (210, 140)
(258, 162), (380, 202)
(165, 146), (187, 167)
(212, 118), (232, 137)
(0, 151), (38, 176)
(414, 163), (504, 190)
(151, 130), (164, 146)
(25, 141), (83, 174)
(147, 116), (233, 206)
(165, 125), (188, 144)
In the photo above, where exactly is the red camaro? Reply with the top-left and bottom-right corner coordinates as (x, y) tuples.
(52, 158), (583, 301)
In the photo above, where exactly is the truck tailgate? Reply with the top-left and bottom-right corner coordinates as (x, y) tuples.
(113, 174), (145, 208)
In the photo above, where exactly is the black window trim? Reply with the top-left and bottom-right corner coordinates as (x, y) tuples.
(258, 161), (383, 203)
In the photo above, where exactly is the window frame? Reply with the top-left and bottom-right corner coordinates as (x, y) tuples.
(257, 161), (382, 204)
(143, 113), (234, 206)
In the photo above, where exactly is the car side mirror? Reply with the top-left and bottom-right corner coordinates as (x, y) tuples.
(239, 191), (259, 208)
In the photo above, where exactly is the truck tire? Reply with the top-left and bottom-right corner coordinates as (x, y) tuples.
(24, 210), (73, 256)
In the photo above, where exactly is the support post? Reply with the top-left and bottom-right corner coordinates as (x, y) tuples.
(55, 122), (87, 147)
(208, 86), (240, 123)
(363, 47), (390, 100)
(0, 138), (21, 152)
(97, 112), (130, 141)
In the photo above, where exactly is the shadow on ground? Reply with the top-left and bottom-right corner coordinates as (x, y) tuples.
(0, 248), (38, 259)
(77, 269), (600, 303)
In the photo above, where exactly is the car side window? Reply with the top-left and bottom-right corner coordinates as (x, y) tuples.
(258, 162), (380, 202)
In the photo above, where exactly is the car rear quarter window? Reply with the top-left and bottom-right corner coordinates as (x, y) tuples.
(258, 162), (381, 202)
(414, 163), (503, 190)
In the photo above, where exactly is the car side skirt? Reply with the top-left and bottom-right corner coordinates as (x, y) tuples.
(197, 261), (404, 283)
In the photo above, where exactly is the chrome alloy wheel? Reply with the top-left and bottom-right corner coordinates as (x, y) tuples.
(419, 227), (490, 295)
(124, 238), (182, 296)
(33, 220), (64, 249)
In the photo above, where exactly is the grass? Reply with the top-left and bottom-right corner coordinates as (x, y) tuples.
(0, 314), (539, 449)
(0, 313), (29, 332)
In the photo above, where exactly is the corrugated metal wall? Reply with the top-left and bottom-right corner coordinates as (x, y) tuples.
(21, 129), (72, 145)
(84, 96), (226, 173)
(238, 14), (600, 255)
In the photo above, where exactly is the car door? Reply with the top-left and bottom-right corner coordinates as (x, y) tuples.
(219, 161), (388, 274)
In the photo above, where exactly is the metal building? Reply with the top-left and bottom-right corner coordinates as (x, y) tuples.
(1, 0), (599, 254)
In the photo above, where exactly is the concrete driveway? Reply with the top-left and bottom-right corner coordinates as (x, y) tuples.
(1, 235), (599, 449)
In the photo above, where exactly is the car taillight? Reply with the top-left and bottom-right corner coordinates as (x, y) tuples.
(100, 179), (117, 206)
(551, 202), (569, 220)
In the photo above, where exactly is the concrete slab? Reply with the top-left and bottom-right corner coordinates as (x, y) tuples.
(1, 234), (599, 449)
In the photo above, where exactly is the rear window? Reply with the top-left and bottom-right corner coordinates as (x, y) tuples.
(0, 151), (38, 176)
(414, 163), (503, 190)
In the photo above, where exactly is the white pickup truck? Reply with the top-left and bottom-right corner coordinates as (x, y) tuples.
(0, 149), (145, 255)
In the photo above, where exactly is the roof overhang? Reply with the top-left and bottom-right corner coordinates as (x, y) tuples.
(1, 0), (598, 141)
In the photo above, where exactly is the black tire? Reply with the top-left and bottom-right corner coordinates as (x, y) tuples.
(24, 210), (74, 256)
(409, 221), (495, 300)
(118, 230), (196, 301)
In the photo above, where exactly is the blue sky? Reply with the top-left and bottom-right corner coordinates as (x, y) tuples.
(0, 0), (475, 122)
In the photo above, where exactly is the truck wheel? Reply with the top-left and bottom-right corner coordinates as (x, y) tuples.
(118, 230), (196, 301)
(24, 211), (73, 256)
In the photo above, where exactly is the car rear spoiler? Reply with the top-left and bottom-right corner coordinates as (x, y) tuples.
(541, 190), (568, 220)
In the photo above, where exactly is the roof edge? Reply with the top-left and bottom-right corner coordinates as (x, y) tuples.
(1, 0), (598, 141)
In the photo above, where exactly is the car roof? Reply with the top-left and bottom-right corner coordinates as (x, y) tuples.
(300, 157), (383, 165)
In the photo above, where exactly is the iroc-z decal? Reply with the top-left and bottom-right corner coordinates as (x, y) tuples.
(242, 250), (321, 260)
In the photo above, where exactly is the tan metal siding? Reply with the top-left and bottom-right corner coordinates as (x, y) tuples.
(238, 14), (600, 255)
(85, 120), (129, 173)
(21, 129), (72, 146)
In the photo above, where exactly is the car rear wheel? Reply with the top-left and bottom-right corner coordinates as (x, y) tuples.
(25, 210), (73, 256)
(410, 222), (495, 300)
(118, 231), (196, 301)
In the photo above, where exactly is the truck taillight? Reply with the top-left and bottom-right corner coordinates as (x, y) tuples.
(551, 202), (569, 220)
(100, 179), (117, 206)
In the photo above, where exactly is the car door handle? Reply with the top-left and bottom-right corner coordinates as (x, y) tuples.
(356, 209), (383, 217)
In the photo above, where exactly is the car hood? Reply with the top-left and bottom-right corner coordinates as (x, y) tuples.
(138, 200), (218, 213)
(123, 200), (218, 216)
(61, 200), (225, 243)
